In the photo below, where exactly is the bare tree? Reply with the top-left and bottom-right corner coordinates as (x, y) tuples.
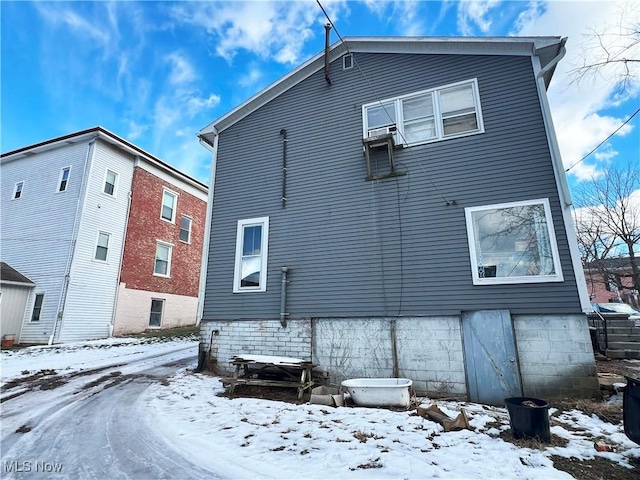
(571, 0), (640, 94)
(573, 163), (640, 297)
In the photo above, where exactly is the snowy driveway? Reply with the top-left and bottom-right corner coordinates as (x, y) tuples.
(2, 338), (640, 479)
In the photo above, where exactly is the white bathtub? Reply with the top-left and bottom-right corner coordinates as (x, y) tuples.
(341, 378), (413, 408)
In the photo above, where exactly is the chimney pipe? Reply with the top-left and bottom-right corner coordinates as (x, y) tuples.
(324, 23), (332, 86)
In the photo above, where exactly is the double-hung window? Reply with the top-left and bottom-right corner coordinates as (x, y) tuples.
(465, 198), (563, 285)
(154, 242), (172, 277)
(57, 167), (71, 192)
(179, 215), (192, 243)
(233, 217), (269, 293)
(104, 170), (118, 196)
(31, 294), (44, 322)
(95, 231), (111, 262)
(161, 189), (178, 223)
(149, 299), (164, 327)
(13, 181), (24, 199)
(362, 79), (483, 147)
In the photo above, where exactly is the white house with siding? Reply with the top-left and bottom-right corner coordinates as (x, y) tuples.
(1, 127), (207, 344)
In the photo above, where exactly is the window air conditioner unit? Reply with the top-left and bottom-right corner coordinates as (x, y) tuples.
(365, 125), (397, 148)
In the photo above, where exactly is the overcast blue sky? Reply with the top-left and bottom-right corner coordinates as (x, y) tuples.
(2, 1), (638, 188)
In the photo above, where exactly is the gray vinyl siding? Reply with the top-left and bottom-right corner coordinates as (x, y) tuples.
(204, 53), (579, 320)
(59, 140), (134, 343)
(0, 142), (88, 343)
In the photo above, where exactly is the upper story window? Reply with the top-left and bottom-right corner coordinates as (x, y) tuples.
(233, 217), (269, 293)
(179, 215), (192, 243)
(154, 241), (173, 277)
(161, 189), (178, 223)
(343, 54), (353, 70)
(362, 79), (483, 147)
(57, 167), (71, 192)
(465, 198), (563, 285)
(103, 169), (118, 196)
(13, 181), (24, 199)
(94, 231), (111, 262)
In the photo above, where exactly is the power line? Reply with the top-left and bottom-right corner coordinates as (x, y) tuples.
(565, 107), (640, 172)
(315, 0), (453, 206)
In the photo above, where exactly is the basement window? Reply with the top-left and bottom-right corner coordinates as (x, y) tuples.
(465, 198), (563, 285)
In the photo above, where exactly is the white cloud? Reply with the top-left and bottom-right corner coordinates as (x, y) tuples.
(169, 1), (347, 65)
(511, 0), (639, 181)
(457, 0), (501, 36)
(165, 52), (197, 86)
(126, 120), (149, 141)
(186, 93), (221, 117)
(238, 64), (264, 88)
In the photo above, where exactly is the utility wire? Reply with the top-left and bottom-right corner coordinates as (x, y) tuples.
(566, 107), (640, 172)
(316, 0), (453, 206)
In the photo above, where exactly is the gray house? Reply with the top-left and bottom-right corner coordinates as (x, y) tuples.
(197, 36), (600, 404)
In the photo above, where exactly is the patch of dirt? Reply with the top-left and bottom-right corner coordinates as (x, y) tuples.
(15, 425), (31, 433)
(498, 430), (569, 449)
(549, 455), (639, 480)
(596, 358), (640, 379)
(551, 398), (623, 425)
(1, 369), (58, 391)
(218, 384), (309, 404)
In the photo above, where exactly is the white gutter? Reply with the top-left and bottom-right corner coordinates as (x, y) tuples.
(532, 46), (592, 313)
(52, 136), (97, 344)
(196, 132), (219, 325)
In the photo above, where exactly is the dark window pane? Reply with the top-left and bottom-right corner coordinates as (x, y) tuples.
(31, 294), (44, 322)
(243, 226), (261, 256)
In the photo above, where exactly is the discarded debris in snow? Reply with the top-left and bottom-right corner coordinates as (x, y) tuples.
(416, 404), (470, 432)
(309, 385), (344, 407)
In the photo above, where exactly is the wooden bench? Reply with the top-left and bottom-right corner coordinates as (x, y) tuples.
(226, 354), (316, 400)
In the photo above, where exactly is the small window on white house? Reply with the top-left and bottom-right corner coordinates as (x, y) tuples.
(103, 170), (118, 196)
(362, 79), (483, 147)
(31, 293), (44, 322)
(57, 167), (71, 192)
(179, 215), (192, 243)
(95, 231), (111, 262)
(161, 189), (178, 223)
(233, 217), (269, 293)
(465, 198), (563, 285)
(149, 299), (164, 327)
(343, 53), (353, 70)
(154, 242), (173, 277)
(13, 181), (24, 199)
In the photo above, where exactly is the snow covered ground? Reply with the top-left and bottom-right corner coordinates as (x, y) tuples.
(2, 337), (640, 479)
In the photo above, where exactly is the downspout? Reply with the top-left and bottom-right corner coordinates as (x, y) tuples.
(280, 267), (289, 328)
(324, 23), (332, 86)
(533, 38), (591, 312)
(197, 133), (219, 325)
(52, 136), (97, 344)
(280, 129), (288, 208)
(110, 185), (133, 337)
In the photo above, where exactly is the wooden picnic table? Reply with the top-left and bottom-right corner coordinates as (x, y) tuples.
(227, 354), (316, 399)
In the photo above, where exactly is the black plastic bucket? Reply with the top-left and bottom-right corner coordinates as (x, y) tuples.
(624, 376), (640, 445)
(504, 397), (550, 442)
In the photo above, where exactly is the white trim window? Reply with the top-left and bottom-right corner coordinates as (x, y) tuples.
(465, 198), (564, 285)
(31, 293), (44, 322)
(233, 217), (269, 293)
(57, 166), (71, 192)
(362, 79), (483, 147)
(94, 231), (111, 262)
(154, 241), (173, 277)
(13, 181), (24, 199)
(103, 169), (118, 197)
(149, 298), (164, 327)
(161, 189), (178, 223)
(179, 215), (192, 243)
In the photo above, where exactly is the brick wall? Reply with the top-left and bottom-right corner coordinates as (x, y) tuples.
(120, 167), (206, 297)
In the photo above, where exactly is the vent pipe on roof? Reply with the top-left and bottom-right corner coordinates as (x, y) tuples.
(324, 23), (332, 85)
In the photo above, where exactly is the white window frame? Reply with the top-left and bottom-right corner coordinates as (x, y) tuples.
(179, 215), (192, 244)
(362, 78), (484, 147)
(233, 216), (270, 293)
(57, 166), (71, 193)
(12, 181), (25, 200)
(154, 241), (173, 277)
(30, 293), (45, 322)
(465, 198), (564, 285)
(161, 188), (178, 223)
(343, 53), (353, 70)
(103, 169), (118, 197)
(94, 231), (111, 263)
(149, 298), (164, 328)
